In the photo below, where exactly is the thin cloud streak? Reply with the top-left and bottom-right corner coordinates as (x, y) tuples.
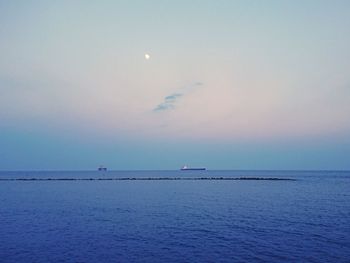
(153, 82), (203, 112)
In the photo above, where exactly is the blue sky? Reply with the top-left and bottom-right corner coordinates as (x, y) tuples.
(1, 1), (350, 170)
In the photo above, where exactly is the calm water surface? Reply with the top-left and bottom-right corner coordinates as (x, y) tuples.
(0, 170), (349, 262)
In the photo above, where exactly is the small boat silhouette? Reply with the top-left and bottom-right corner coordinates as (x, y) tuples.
(98, 165), (107, 171)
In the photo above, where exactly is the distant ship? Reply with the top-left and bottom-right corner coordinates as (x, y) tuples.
(98, 165), (107, 171)
(180, 165), (206, 171)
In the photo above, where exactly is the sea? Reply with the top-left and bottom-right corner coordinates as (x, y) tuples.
(0, 170), (349, 262)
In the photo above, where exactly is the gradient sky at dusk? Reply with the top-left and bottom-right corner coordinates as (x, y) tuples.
(1, 0), (350, 170)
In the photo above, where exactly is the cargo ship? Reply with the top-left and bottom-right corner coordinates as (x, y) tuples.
(180, 165), (206, 171)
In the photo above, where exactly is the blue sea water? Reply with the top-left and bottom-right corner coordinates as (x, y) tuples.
(0, 170), (349, 262)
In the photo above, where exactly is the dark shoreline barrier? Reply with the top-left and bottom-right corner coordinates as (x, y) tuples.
(0, 177), (296, 181)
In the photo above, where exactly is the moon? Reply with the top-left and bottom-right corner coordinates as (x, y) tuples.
(145, 53), (150, 60)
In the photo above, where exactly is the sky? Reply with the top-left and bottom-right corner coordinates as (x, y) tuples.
(0, 0), (350, 170)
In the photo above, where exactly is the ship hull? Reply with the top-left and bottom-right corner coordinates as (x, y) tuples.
(180, 168), (206, 171)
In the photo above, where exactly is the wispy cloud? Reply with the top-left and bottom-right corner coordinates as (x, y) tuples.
(153, 82), (203, 112)
(165, 93), (182, 101)
(153, 93), (182, 112)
